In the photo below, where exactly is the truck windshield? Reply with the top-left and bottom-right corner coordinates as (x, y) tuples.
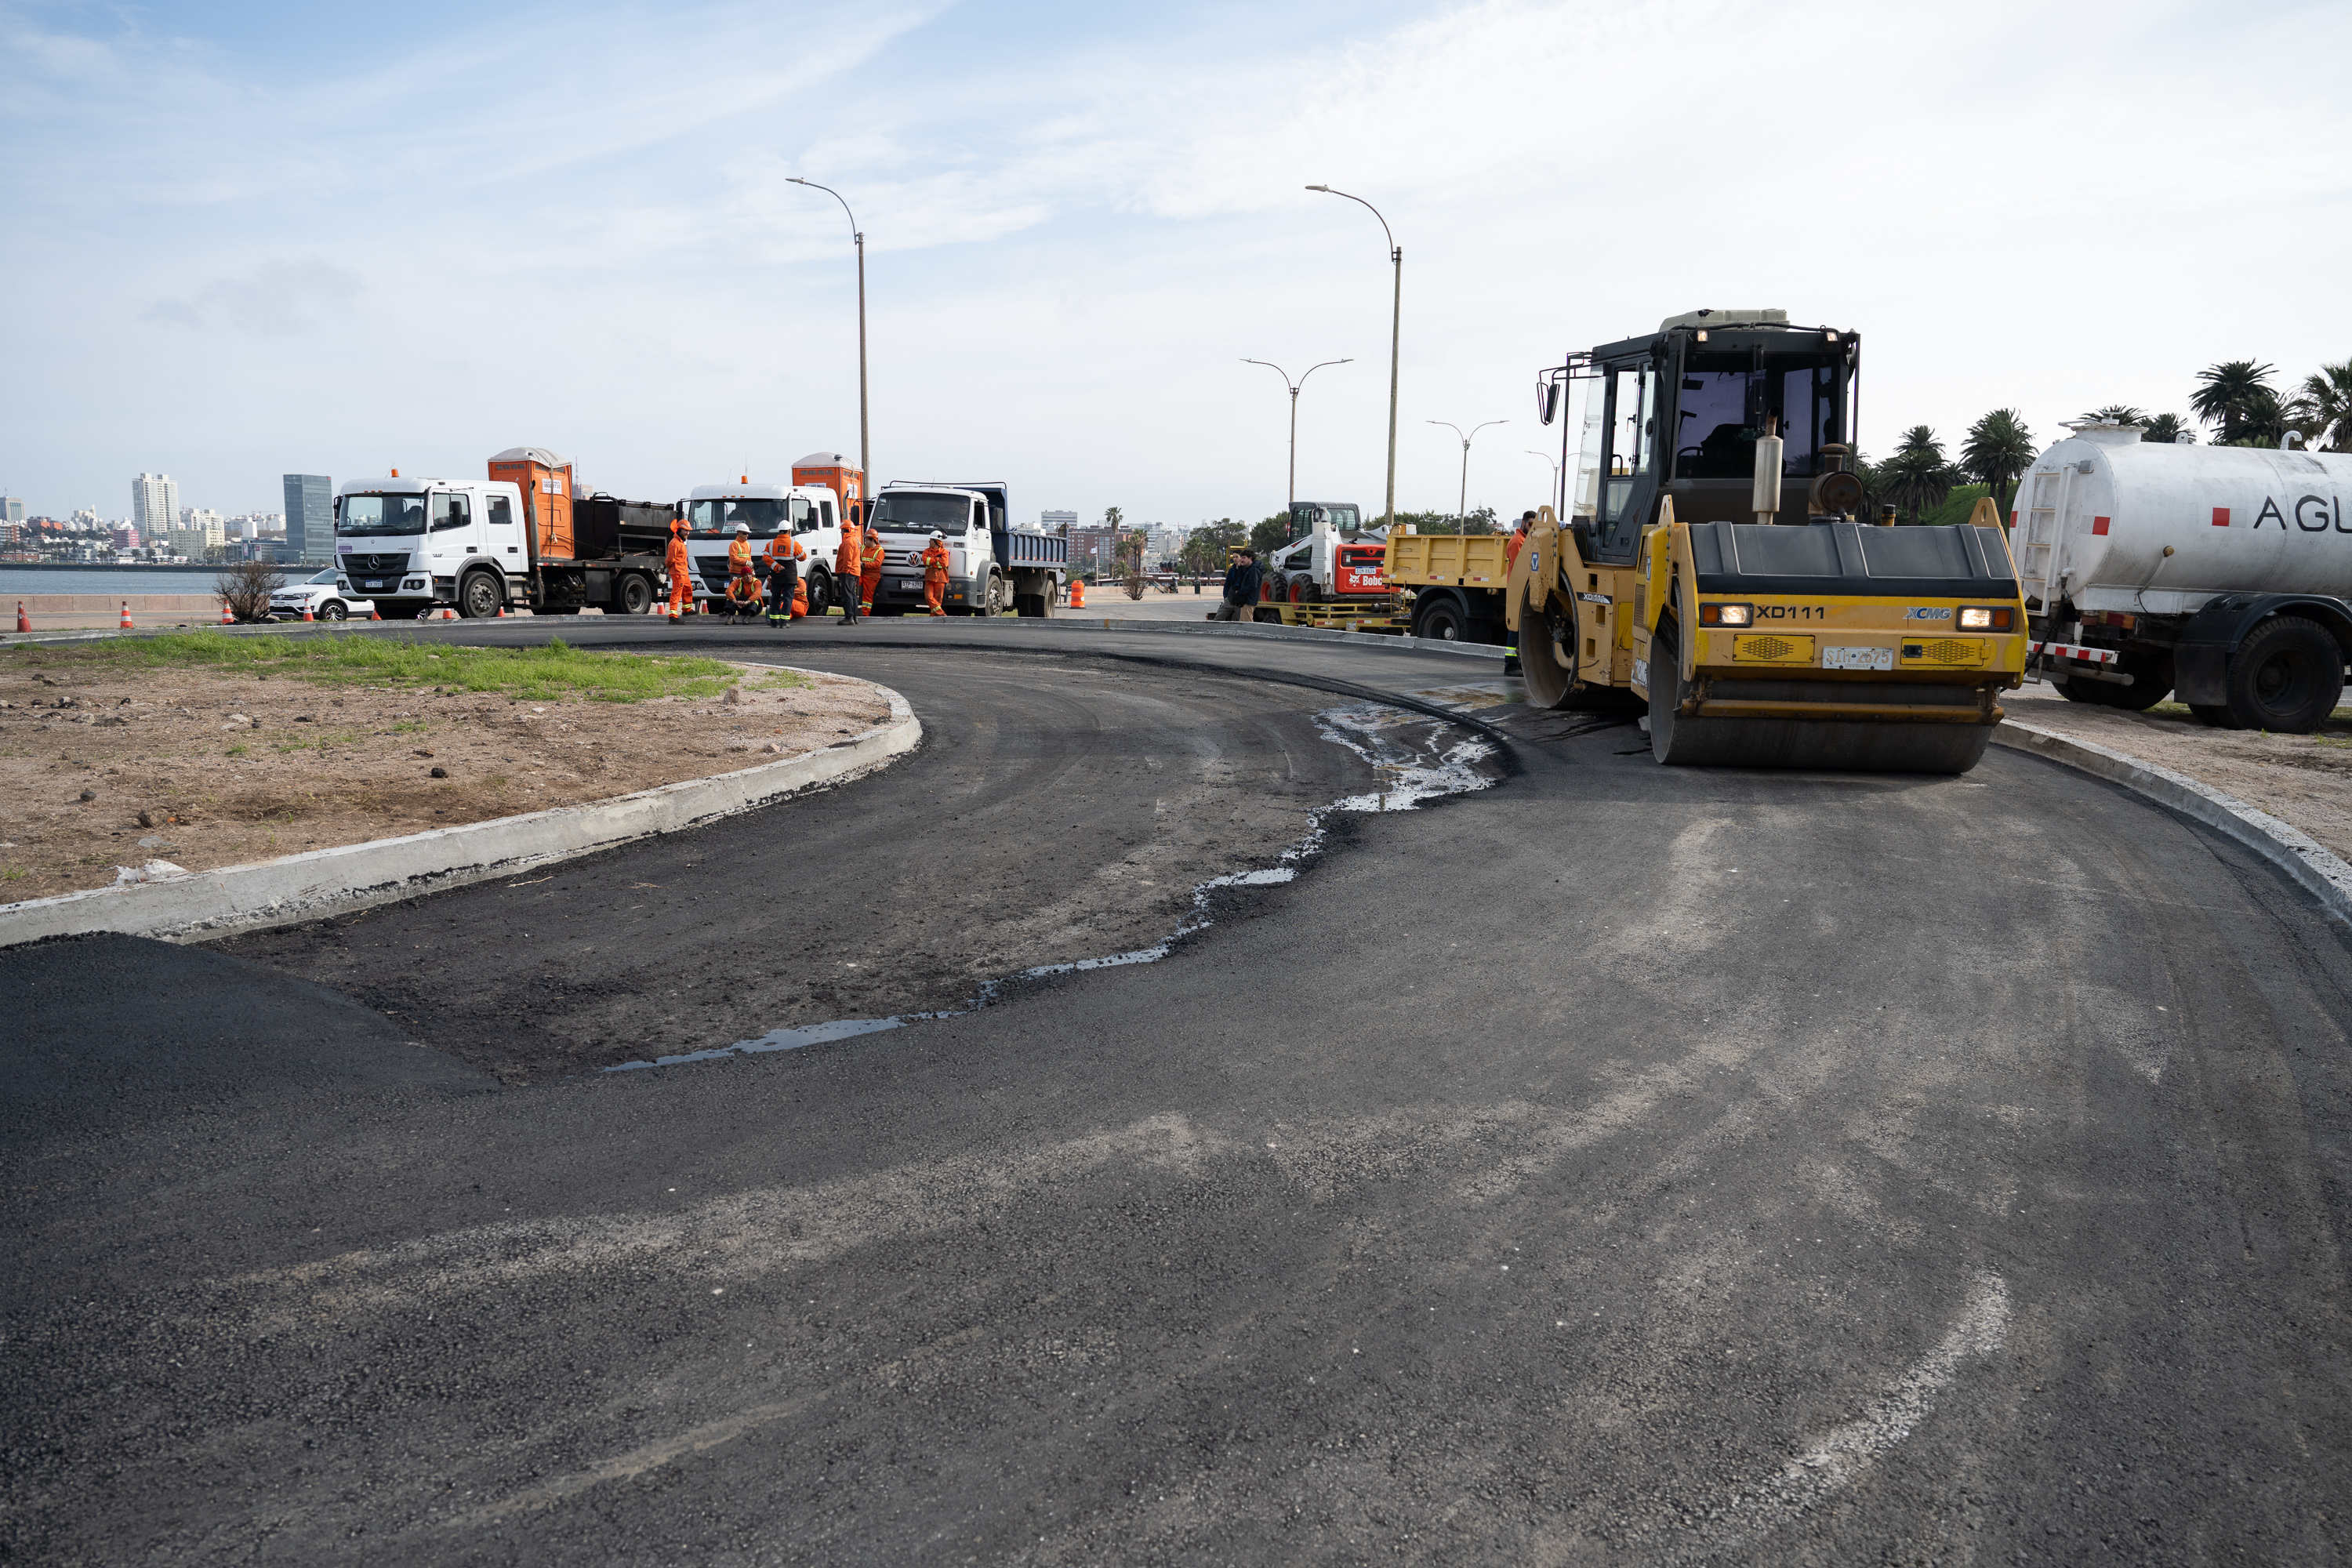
(873, 493), (969, 535)
(337, 494), (427, 535)
(688, 498), (789, 535)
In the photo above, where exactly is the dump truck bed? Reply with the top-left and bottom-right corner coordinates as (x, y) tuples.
(1386, 533), (1510, 589)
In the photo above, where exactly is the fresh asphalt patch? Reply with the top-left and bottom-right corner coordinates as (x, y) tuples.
(5, 621), (2350, 1564)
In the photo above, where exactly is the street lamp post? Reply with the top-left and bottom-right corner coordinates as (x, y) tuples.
(1241, 358), (1351, 517)
(1305, 186), (1401, 531)
(787, 177), (869, 516)
(1428, 419), (1507, 526)
(1526, 449), (1560, 499)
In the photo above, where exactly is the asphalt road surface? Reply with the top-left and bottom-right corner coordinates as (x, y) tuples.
(5, 616), (2349, 1566)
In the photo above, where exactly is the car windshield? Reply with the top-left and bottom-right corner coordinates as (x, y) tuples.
(873, 493), (969, 534)
(338, 493), (426, 535)
(309, 569), (336, 585)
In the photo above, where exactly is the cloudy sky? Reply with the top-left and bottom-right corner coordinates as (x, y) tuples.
(4, 0), (2347, 524)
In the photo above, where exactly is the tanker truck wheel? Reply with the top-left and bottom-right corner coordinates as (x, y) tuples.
(2223, 616), (2344, 733)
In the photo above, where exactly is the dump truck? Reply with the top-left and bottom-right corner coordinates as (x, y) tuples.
(1507, 310), (2031, 771)
(868, 481), (1066, 615)
(335, 448), (673, 619)
(1385, 531), (1513, 642)
(2011, 421), (2352, 730)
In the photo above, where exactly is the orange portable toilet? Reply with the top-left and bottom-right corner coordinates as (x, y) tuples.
(791, 451), (866, 522)
(488, 447), (577, 558)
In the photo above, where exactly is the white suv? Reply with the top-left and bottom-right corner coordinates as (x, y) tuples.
(270, 568), (374, 622)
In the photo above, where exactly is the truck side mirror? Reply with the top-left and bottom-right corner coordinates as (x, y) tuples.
(1537, 380), (1559, 426)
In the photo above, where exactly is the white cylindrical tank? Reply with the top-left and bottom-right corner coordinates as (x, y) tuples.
(2014, 424), (2352, 615)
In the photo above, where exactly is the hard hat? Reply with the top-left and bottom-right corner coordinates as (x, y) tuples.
(734, 522), (750, 535)
(671, 519), (684, 534)
(930, 530), (944, 540)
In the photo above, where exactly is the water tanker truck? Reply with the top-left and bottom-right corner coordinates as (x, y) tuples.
(1508, 310), (2031, 773)
(2013, 423), (2352, 731)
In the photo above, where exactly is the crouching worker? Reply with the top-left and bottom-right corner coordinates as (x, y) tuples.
(764, 526), (806, 626)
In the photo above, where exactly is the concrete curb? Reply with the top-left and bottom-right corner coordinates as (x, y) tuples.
(0, 677), (920, 949)
(1992, 719), (2352, 923)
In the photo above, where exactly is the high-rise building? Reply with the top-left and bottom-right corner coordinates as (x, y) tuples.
(1040, 510), (1077, 533)
(132, 474), (180, 536)
(3, 497), (23, 526)
(283, 474), (332, 561)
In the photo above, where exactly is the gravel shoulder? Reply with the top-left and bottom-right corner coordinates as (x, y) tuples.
(2005, 683), (2352, 860)
(0, 657), (889, 902)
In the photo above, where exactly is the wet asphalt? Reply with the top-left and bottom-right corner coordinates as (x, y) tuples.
(4, 615), (2350, 1566)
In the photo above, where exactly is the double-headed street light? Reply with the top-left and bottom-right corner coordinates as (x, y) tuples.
(1242, 358), (1351, 515)
(1526, 449), (1561, 497)
(787, 177), (869, 517)
(1305, 185), (1400, 531)
(1428, 419), (1507, 527)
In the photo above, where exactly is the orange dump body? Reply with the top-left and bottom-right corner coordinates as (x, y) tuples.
(792, 458), (866, 521)
(488, 452), (578, 559)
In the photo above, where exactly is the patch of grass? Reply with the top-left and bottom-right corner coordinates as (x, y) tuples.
(2, 867), (27, 883)
(391, 719), (428, 733)
(225, 742), (249, 757)
(746, 670), (814, 691)
(27, 631), (740, 705)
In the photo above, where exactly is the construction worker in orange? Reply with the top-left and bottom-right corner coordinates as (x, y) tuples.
(920, 529), (953, 616)
(833, 512), (865, 626)
(764, 524), (805, 626)
(859, 524), (885, 612)
(664, 518), (693, 622)
(1504, 510), (1536, 573)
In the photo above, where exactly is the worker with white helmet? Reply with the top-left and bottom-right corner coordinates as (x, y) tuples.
(723, 521), (763, 620)
(920, 529), (953, 617)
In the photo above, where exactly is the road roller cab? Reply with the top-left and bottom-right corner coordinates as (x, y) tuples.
(1514, 311), (2031, 772)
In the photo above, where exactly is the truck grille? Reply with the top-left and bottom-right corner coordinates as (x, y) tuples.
(343, 554), (410, 575)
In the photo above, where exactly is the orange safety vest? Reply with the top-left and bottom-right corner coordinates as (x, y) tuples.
(765, 532), (805, 568)
(1505, 528), (1528, 572)
(728, 536), (754, 574)
(835, 524), (864, 575)
(861, 536), (885, 572)
(920, 542), (951, 579)
(664, 535), (690, 578)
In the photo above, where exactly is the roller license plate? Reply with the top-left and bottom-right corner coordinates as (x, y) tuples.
(1822, 646), (1894, 671)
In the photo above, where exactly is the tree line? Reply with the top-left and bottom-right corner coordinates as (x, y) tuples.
(1866, 357), (2352, 526)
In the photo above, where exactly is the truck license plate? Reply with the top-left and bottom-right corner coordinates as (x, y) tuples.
(1823, 646), (1893, 671)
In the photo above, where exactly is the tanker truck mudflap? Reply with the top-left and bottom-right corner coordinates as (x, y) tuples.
(2169, 593), (2352, 706)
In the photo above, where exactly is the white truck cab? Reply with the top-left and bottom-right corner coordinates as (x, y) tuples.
(866, 481), (1065, 615)
(681, 482), (844, 607)
(335, 476), (530, 620)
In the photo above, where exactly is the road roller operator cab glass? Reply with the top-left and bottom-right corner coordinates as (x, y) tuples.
(429, 492), (470, 532)
(336, 494), (427, 535)
(1595, 366), (1655, 556)
(1669, 359), (1846, 481)
(1572, 380), (1606, 519)
(873, 492), (970, 534)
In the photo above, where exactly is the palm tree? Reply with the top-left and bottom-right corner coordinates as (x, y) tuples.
(2221, 388), (2288, 448)
(2080, 405), (2146, 426)
(2140, 413), (2193, 444)
(1881, 427), (1954, 525)
(2291, 361), (2352, 452)
(1961, 409), (2036, 518)
(2190, 361), (2277, 442)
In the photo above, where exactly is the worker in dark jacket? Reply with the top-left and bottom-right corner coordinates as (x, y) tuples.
(1211, 546), (1261, 621)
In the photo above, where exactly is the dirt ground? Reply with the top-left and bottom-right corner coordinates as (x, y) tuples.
(0, 660), (891, 902)
(2005, 681), (2352, 860)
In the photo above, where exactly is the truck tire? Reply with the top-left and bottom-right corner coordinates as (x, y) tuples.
(1414, 594), (1470, 644)
(1516, 595), (1575, 708)
(612, 575), (653, 616)
(2073, 652), (2173, 712)
(457, 570), (503, 619)
(2222, 615), (2343, 733)
(985, 572), (1007, 615)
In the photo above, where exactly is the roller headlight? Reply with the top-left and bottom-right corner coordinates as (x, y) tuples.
(1958, 605), (2013, 631)
(1700, 602), (1754, 627)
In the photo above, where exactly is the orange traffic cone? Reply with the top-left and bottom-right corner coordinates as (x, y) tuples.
(495, 602), (506, 618)
(1069, 580), (1087, 609)
(119, 601), (134, 630)
(301, 602), (314, 622)
(15, 601), (29, 633)
(368, 604), (381, 621)
(220, 601), (234, 625)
